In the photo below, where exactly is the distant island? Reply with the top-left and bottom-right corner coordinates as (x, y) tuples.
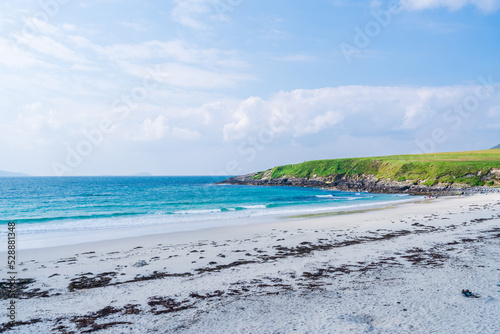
(220, 149), (500, 195)
(0, 170), (30, 177)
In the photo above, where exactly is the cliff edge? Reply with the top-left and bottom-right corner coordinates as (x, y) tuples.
(220, 150), (500, 195)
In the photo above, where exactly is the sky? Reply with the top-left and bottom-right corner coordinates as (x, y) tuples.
(1, 0), (500, 176)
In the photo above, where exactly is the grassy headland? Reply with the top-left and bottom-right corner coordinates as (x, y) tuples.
(252, 149), (500, 187)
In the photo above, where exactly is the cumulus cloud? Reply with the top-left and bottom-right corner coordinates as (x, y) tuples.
(6, 105), (64, 149)
(132, 115), (201, 142)
(223, 97), (266, 140)
(2, 80), (499, 176)
(204, 84), (500, 145)
(297, 111), (344, 135)
(138, 115), (169, 141)
(6, 83), (499, 151)
(170, 127), (201, 140)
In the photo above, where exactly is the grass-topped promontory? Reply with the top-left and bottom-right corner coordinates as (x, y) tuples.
(252, 149), (500, 187)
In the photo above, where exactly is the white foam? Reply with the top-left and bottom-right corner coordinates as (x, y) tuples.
(6, 195), (420, 240)
(241, 205), (267, 209)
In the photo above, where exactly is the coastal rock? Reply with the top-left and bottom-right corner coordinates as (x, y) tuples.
(219, 173), (500, 195)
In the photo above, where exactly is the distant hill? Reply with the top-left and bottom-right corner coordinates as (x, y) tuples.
(0, 170), (30, 177)
(492, 144), (500, 149)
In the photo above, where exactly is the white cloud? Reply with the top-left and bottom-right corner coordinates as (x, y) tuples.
(62, 24), (76, 31)
(64, 38), (253, 88)
(13, 33), (89, 64)
(98, 39), (246, 68)
(171, 0), (214, 29)
(2, 80), (499, 174)
(486, 106), (500, 128)
(23, 18), (61, 36)
(68, 35), (94, 48)
(118, 61), (252, 89)
(23, 102), (43, 111)
(11, 107), (63, 148)
(401, 0), (500, 12)
(71, 64), (101, 71)
(133, 115), (201, 142)
(16, 84), (490, 150)
(223, 97), (264, 140)
(0, 37), (46, 68)
(210, 84), (500, 143)
(171, 127), (201, 140)
(297, 111), (344, 135)
(138, 115), (169, 141)
(400, 89), (439, 129)
(170, 0), (245, 29)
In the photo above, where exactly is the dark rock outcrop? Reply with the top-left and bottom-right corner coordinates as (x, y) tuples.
(219, 173), (499, 195)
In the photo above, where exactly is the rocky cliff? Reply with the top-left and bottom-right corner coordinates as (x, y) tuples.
(220, 150), (500, 195)
(219, 172), (499, 195)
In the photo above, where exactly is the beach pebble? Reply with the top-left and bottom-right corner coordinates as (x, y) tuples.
(132, 260), (148, 267)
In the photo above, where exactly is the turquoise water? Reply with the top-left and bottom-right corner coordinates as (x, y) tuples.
(0, 176), (414, 235)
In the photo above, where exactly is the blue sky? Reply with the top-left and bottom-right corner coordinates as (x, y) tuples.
(1, 0), (500, 176)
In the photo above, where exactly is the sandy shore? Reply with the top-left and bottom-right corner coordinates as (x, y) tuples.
(1, 194), (499, 333)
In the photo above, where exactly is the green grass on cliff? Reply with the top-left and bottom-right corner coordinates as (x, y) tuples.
(252, 149), (500, 187)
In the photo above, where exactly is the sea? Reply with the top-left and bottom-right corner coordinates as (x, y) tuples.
(0, 176), (416, 247)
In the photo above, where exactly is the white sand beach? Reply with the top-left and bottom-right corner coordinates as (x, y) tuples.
(1, 194), (499, 333)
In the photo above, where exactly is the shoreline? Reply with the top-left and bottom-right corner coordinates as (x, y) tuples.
(283, 197), (435, 219)
(3, 194), (422, 251)
(8, 197), (422, 256)
(1, 193), (499, 333)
